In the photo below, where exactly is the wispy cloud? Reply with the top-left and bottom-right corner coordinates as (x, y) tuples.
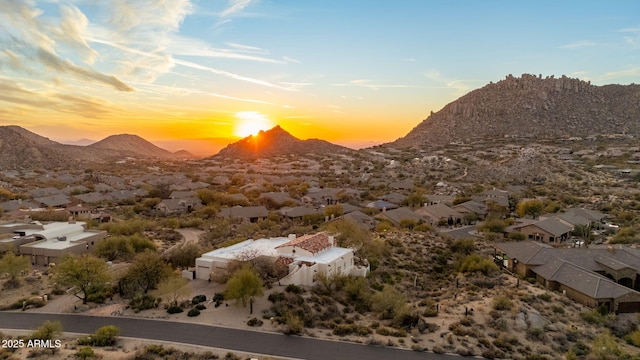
(560, 40), (597, 49)
(597, 66), (640, 82)
(0, 78), (117, 118)
(0, 1), (134, 92)
(37, 48), (134, 91)
(220, 0), (254, 17)
(170, 36), (284, 63)
(283, 56), (301, 64)
(130, 81), (277, 105)
(617, 27), (640, 48)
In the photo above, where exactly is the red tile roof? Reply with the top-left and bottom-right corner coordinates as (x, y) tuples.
(277, 233), (332, 254)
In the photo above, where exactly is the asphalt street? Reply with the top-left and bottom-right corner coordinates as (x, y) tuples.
(0, 312), (462, 360)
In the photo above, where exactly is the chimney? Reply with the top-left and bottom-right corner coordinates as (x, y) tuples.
(288, 234), (296, 240)
(328, 235), (334, 247)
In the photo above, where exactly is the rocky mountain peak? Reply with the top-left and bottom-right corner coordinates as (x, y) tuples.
(390, 74), (640, 147)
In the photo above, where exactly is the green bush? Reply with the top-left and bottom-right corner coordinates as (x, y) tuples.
(247, 317), (264, 327)
(192, 294), (207, 304)
(78, 325), (120, 347)
(187, 308), (200, 317)
(75, 346), (95, 359)
(129, 294), (157, 312)
(492, 295), (513, 311)
(195, 304), (206, 310)
(167, 305), (183, 314)
(30, 320), (62, 340)
(285, 284), (304, 294)
(626, 329), (640, 347)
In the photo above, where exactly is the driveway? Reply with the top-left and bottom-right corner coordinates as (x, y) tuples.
(0, 312), (460, 360)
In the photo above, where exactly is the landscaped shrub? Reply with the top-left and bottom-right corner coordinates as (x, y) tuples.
(268, 292), (285, 303)
(332, 324), (372, 336)
(285, 284), (304, 294)
(187, 308), (200, 317)
(247, 317), (263, 327)
(129, 294), (157, 312)
(167, 305), (183, 314)
(192, 294), (207, 304)
(195, 304), (206, 310)
(2, 297), (45, 311)
(213, 292), (224, 307)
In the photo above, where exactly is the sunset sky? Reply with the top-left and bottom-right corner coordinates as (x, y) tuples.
(1, 0), (640, 152)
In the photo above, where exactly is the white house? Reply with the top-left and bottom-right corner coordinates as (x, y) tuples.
(195, 232), (369, 286)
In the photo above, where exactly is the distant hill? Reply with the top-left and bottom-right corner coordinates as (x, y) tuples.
(213, 126), (353, 158)
(88, 134), (176, 158)
(391, 74), (640, 147)
(58, 138), (96, 146)
(0, 126), (185, 169)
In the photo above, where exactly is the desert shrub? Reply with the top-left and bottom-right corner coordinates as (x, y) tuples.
(75, 346), (96, 359)
(187, 308), (200, 317)
(527, 327), (545, 341)
(536, 293), (552, 302)
(143, 344), (178, 356)
(247, 318), (263, 327)
(212, 292), (224, 307)
(569, 341), (591, 357)
(422, 298), (438, 317)
(78, 325), (120, 347)
(285, 284), (304, 294)
(552, 305), (565, 314)
(627, 329), (640, 347)
(7, 297), (45, 310)
(30, 320), (62, 340)
(580, 308), (607, 325)
(376, 327), (407, 337)
(449, 239), (476, 255)
(492, 295), (513, 311)
(167, 305), (183, 314)
(508, 232), (526, 241)
(129, 294), (157, 312)
(192, 294), (207, 304)
(195, 304), (206, 310)
(268, 292), (286, 303)
(284, 313), (304, 335)
(457, 254), (499, 275)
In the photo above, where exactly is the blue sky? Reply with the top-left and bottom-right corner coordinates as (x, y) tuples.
(1, 0), (639, 150)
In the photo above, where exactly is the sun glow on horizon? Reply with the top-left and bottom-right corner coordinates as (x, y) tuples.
(233, 111), (274, 137)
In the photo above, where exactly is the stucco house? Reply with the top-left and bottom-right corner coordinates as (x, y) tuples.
(195, 232), (369, 286)
(508, 217), (574, 243)
(219, 206), (269, 223)
(493, 241), (640, 313)
(0, 220), (107, 266)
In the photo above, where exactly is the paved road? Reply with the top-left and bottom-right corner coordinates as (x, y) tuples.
(0, 312), (461, 360)
(438, 225), (480, 239)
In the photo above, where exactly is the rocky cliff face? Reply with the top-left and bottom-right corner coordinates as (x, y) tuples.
(391, 74), (640, 147)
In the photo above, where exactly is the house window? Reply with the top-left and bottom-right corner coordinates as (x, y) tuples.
(528, 234), (534, 239)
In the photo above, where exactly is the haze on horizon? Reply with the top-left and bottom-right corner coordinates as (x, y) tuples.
(1, 0), (639, 153)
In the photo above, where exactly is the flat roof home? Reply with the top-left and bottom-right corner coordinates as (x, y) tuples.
(7, 220), (108, 266)
(195, 232), (369, 286)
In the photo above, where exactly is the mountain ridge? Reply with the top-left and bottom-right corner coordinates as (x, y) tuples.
(213, 125), (353, 158)
(0, 126), (193, 169)
(390, 74), (640, 147)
